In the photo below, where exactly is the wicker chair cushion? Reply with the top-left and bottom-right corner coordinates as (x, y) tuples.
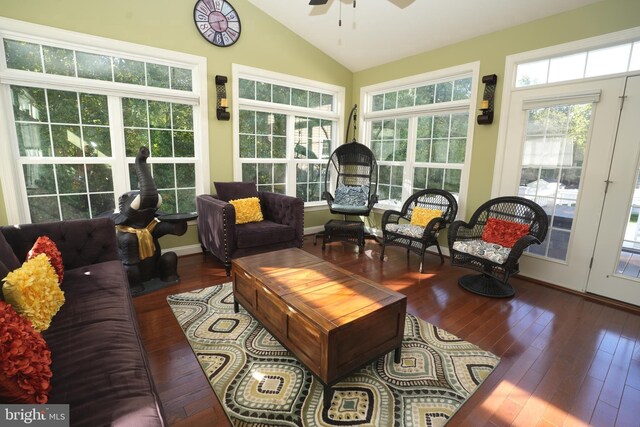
(452, 239), (511, 264)
(385, 223), (425, 238)
(333, 184), (369, 207)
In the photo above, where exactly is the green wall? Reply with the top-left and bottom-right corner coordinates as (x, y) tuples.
(1, 0), (638, 250)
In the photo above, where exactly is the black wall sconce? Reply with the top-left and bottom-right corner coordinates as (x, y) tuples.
(215, 75), (230, 121)
(477, 74), (497, 125)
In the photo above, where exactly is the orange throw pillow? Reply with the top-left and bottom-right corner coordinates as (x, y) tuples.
(28, 236), (64, 284)
(0, 301), (52, 404)
(481, 218), (530, 248)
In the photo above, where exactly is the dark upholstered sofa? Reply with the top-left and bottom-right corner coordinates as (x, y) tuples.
(197, 189), (304, 275)
(0, 217), (166, 426)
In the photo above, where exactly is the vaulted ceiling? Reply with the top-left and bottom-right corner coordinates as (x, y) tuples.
(247, 0), (602, 72)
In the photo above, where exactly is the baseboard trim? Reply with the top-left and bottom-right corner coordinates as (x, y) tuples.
(162, 244), (202, 257)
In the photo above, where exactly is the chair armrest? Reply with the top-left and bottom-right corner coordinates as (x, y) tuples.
(259, 192), (304, 246)
(506, 234), (540, 263)
(381, 209), (404, 226)
(447, 219), (477, 248)
(1, 217), (118, 270)
(196, 195), (236, 263)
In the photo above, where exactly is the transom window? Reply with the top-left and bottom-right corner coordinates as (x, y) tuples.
(362, 65), (477, 215)
(233, 65), (344, 205)
(516, 40), (640, 87)
(0, 19), (208, 224)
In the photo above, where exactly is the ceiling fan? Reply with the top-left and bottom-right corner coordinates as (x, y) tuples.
(309, 0), (329, 4)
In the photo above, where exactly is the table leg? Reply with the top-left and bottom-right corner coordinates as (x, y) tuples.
(233, 298), (239, 313)
(323, 384), (333, 408)
(394, 346), (402, 363)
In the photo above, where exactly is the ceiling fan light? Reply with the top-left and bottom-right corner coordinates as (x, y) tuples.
(309, 0), (328, 5)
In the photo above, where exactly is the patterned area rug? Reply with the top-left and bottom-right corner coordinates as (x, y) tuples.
(167, 283), (500, 426)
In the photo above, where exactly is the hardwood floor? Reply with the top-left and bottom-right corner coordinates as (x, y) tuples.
(133, 236), (640, 427)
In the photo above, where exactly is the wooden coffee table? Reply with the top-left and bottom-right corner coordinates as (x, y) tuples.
(231, 248), (407, 408)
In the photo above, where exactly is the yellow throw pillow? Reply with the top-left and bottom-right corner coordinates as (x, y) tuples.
(2, 254), (65, 332)
(229, 197), (264, 224)
(410, 207), (443, 227)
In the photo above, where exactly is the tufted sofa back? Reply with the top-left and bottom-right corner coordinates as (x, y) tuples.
(1, 217), (118, 270)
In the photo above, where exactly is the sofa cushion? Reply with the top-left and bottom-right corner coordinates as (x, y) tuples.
(235, 220), (296, 249)
(0, 231), (20, 272)
(0, 300), (52, 404)
(214, 181), (258, 202)
(43, 260), (164, 426)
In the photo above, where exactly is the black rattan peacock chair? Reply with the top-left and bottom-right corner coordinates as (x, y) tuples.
(323, 142), (378, 217)
(380, 189), (458, 273)
(448, 196), (548, 298)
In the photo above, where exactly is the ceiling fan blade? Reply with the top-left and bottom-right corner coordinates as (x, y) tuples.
(309, 0), (328, 5)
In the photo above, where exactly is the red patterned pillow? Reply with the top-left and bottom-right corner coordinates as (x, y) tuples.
(28, 236), (63, 284)
(0, 301), (52, 404)
(481, 218), (530, 248)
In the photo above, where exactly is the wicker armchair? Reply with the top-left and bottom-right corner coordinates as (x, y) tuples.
(380, 189), (458, 273)
(448, 196), (548, 297)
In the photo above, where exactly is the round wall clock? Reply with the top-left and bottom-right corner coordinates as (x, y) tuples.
(194, 0), (241, 47)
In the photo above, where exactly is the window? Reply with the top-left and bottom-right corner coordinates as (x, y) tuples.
(0, 18), (208, 224)
(233, 65), (344, 205)
(516, 40), (640, 87)
(361, 64), (478, 215)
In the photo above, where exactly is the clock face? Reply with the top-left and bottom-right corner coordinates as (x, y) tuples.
(194, 0), (241, 47)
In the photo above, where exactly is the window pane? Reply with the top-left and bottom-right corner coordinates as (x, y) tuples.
(630, 42), (640, 71)
(90, 193), (115, 217)
(83, 126), (112, 157)
(256, 82), (271, 102)
(113, 58), (145, 85)
(239, 78), (256, 100)
(122, 98), (148, 127)
(585, 44), (632, 78)
(171, 67), (192, 91)
(43, 46), (75, 77)
(292, 88), (308, 107)
(148, 101), (170, 128)
(174, 131), (195, 157)
(125, 129), (148, 157)
(383, 92), (397, 110)
(177, 188), (196, 212)
(372, 94), (384, 111)
(397, 88), (415, 108)
(4, 39), (42, 72)
(150, 130), (172, 157)
(453, 77), (472, 101)
(153, 163), (175, 188)
(435, 81), (453, 103)
(87, 164), (113, 192)
(12, 86), (47, 122)
(16, 124), (51, 157)
(158, 189), (176, 214)
(23, 164), (55, 195)
(415, 85), (434, 105)
(172, 104), (193, 130)
(56, 164), (86, 194)
(76, 52), (112, 81)
(516, 60), (549, 87)
(548, 53), (587, 83)
(28, 196), (59, 223)
(80, 94), (109, 125)
(146, 63), (170, 88)
(52, 125), (82, 157)
(273, 85), (290, 105)
(48, 90), (79, 124)
(176, 163), (196, 187)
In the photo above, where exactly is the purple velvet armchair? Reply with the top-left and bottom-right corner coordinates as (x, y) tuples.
(196, 182), (304, 275)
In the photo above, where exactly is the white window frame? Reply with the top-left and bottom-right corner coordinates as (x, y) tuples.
(231, 64), (345, 208)
(359, 62), (480, 219)
(493, 26), (640, 196)
(0, 17), (209, 224)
